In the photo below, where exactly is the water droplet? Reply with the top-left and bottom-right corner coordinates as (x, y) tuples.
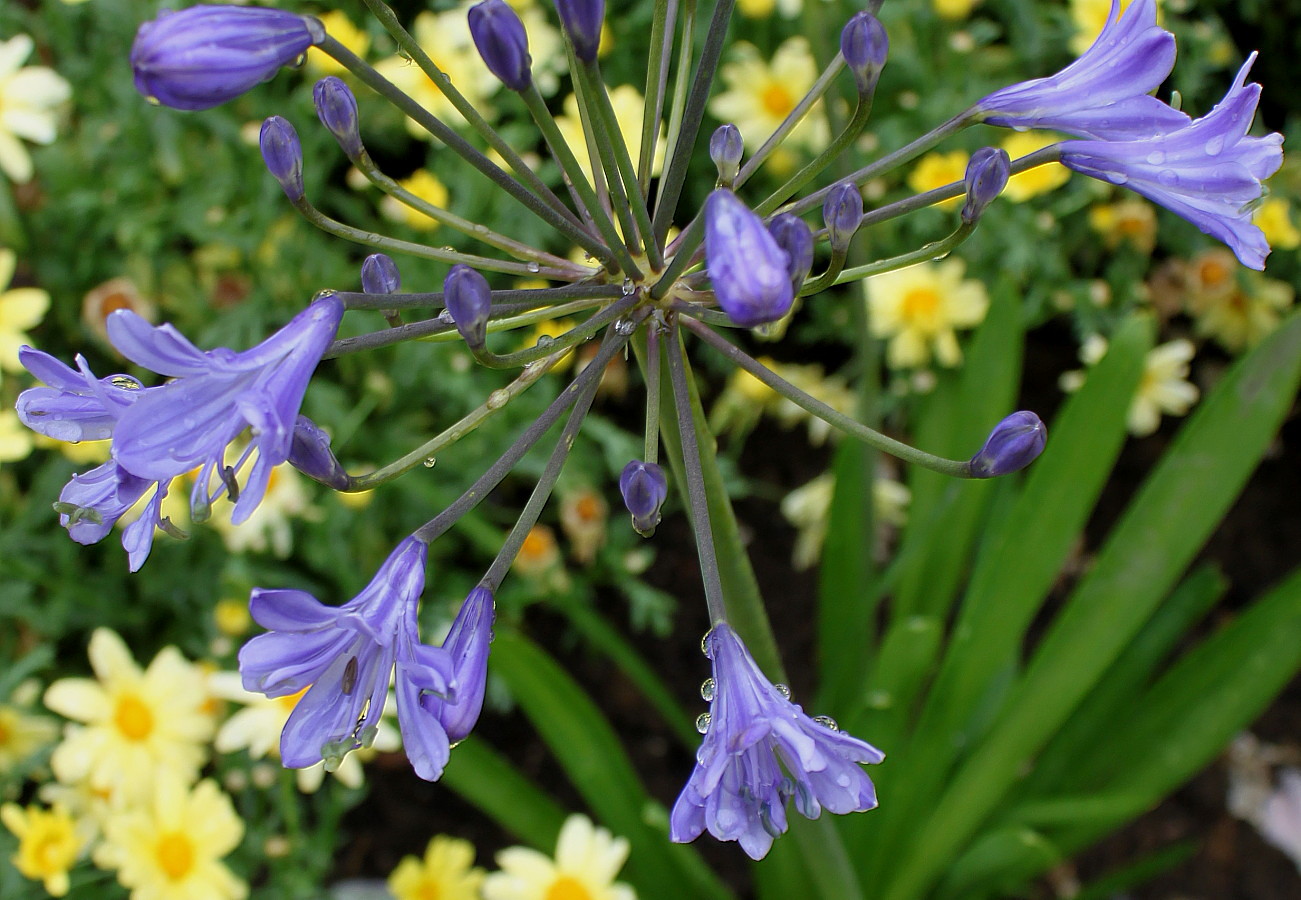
(526, 261), (541, 273)
(486, 389), (510, 409)
(1157, 169), (1179, 187)
(423, 457), (437, 468)
(146, 95), (161, 106)
(1105, 171), (1129, 186)
(535, 335), (555, 348)
(110, 375), (142, 390)
(695, 712), (712, 734)
(775, 683), (792, 700)
(1204, 135), (1226, 156)
(613, 317), (637, 335)
(1145, 150), (1166, 165)
(620, 277), (636, 295)
(291, 52), (307, 69)
(438, 309), (455, 325)
(700, 678), (716, 702)
(812, 715), (840, 732)
(701, 633), (711, 656)
(835, 772), (852, 787)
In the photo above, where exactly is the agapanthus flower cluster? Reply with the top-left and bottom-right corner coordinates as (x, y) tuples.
(14, 0), (1283, 863)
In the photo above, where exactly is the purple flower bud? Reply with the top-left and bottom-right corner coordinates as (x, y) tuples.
(705, 190), (794, 328)
(469, 0), (533, 92)
(823, 181), (863, 252)
(840, 11), (888, 94)
(288, 415), (350, 490)
(131, 6), (323, 111)
(553, 0), (604, 63)
(619, 460), (668, 537)
(260, 116), (304, 201)
(313, 76), (363, 159)
(710, 124), (744, 185)
(766, 213), (814, 291)
(361, 254), (401, 295)
(961, 147), (1011, 224)
(443, 265), (492, 348)
(424, 586), (495, 744)
(968, 410), (1047, 478)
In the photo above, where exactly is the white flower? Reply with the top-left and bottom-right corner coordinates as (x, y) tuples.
(482, 814), (636, 900)
(0, 34), (72, 183)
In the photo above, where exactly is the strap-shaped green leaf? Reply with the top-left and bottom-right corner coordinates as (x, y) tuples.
(440, 736), (568, 850)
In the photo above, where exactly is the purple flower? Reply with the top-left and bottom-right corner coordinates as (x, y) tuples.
(967, 410), (1046, 477)
(407, 586), (495, 751)
(977, 0), (1189, 141)
(260, 116), (304, 202)
(705, 190), (794, 328)
(314, 76), (363, 160)
(131, 6), (324, 111)
(107, 295), (343, 524)
(287, 415), (350, 490)
(670, 623), (884, 859)
(443, 265), (492, 348)
(961, 147), (1011, 224)
(239, 537), (458, 777)
(1060, 54), (1284, 270)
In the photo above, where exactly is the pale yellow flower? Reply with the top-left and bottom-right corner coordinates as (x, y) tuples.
(44, 629), (214, 806)
(1088, 198), (1158, 253)
(208, 672), (399, 793)
(1061, 336), (1198, 436)
(553, 85), (666, 185)
(374, 8), (500, 133)
(483, 814), (636, 900)
(934, 0), (982, 20)
(1000, 132), (1070, 202)
(388, 835), (486, 900)
(1, 803), (85, 896)
(381, 169), (451, 231)
(766, 360), (856, 446)
(782, 474), (910, 570)
(213, 598), (252, 638)
(0, 34), (72, 183)
(737, 0), (802, 18)
(559, 485), (608, 565)
(866, 259), (989, 368)
(0, 687), (58, 771)
(1070, 0), (1157, 55)
(1185, 247), (1239, 304)
(709, 38), (829, 155)
(306, 11), (370, 76)
(81, 277), (155, 345)
(0, 408), (33, 463)
(0, 247), (50, 371)
(907, 150), (969, 210)
(1254, 197), (1301, 250)
(94, 776), (246, 900)
(1191, 276), (1294, 353)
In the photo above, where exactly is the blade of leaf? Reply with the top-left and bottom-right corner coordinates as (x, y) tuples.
(440, 736), (568, 850)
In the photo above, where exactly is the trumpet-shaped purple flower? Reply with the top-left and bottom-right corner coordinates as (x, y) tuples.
(705, 190), (794, 328)
(405, 586), (495, 755)
(670, 623), (884, 859)
(239, 537), (458, 777)
(107, 295), (343, 524)
(1059, 54), (1283, 269)
(131, 6), (323, 111)
(977, 0), (1189, 141)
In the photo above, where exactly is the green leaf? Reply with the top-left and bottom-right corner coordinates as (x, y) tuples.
(881, 310), (1301, 900)
(491, 629), (733, 900)
(933, 825), (1061, 900)
(440, 737), (568, 850)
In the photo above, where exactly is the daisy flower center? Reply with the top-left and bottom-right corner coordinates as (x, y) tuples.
(901, 287), (942, 323)
(113, 693), (154, 741)
(155, 831), (195, 880)
(545, 875), (594, 900)
(761, 83), (795, 118)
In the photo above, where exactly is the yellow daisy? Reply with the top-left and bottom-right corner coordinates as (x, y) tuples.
(483, 814), (636, 900)
(1000, 132), (1070, 202)
(388, 835), (485, 900)
(865, 259), (989, 368)
(1, 803), (85, 896)
(0, 407), (33, 463)
(0, 247), (50, 371)
(553, 85), (666, 185)
(1191, 277), (1294, 353)
(0, 34), (72, 183)
(907, 150), (970, 210)
(1061, 336), (1198, 436)
(559, 485), (608, 566)
(1088, 198), (1157, 253)
(0, 683), (58, 772)
(1253, 197), (1301, 250)
(709, 38), (829, 155)
(306, 11), (371, 76)
(934, 0), (982, 20)
(43, 628), (215, 806)
(94, 776), (246, 900)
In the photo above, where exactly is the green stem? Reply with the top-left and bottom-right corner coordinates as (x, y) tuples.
(650, 213), (705, 299)
(654, 0), (697, 226)
(736, 55), (846, 190)
(468, 292), (640, 369)
(832, 221), (977, 286)
(756, 94), (875, 217)
(335, 283), (620, 311)
(640, 0), (677, 194)
(569, 60), (643, 261)
(643, 324), (662, 463)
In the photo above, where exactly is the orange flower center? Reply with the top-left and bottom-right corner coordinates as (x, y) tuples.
(575, 495), (602, 522)
(546, 875), (593, 900)
(113, 694), (154, 741)
(761, 84), (794, 118)
(155, 831), (195, 881)
(1198, 259), (1229, 287)
(901, 288), (941, 321)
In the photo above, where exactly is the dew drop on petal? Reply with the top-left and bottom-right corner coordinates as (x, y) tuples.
(1146, 150), (1166, 165)
(1204, 135), (1226, 156)
(700, 677), (716, 702)
(812, 715), (840, 732)
(774, 683), (792, 700)
(696, 712), (712, 734)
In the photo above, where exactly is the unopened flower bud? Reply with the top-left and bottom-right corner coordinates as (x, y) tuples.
(767, 213), (814, 291)
(961, 147), (1011, 224)
(840, 11), (888, 94)
(131, 6), (323, 110)
(313, 76), (363, 159)
(620, 460), (668, 537)
(710, 124), (744, 186)
(823, 181), (863, 252)
(361, 254), (400, 295)
(443, 265), (492, 348)
(553, 0), (604, 63)
(469, 0), (533, 92)
(968, 410), (1047, 478)
(288, 415), (350, 490)
(260, 116), (304, 202)
(705, 189), (794, 328)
